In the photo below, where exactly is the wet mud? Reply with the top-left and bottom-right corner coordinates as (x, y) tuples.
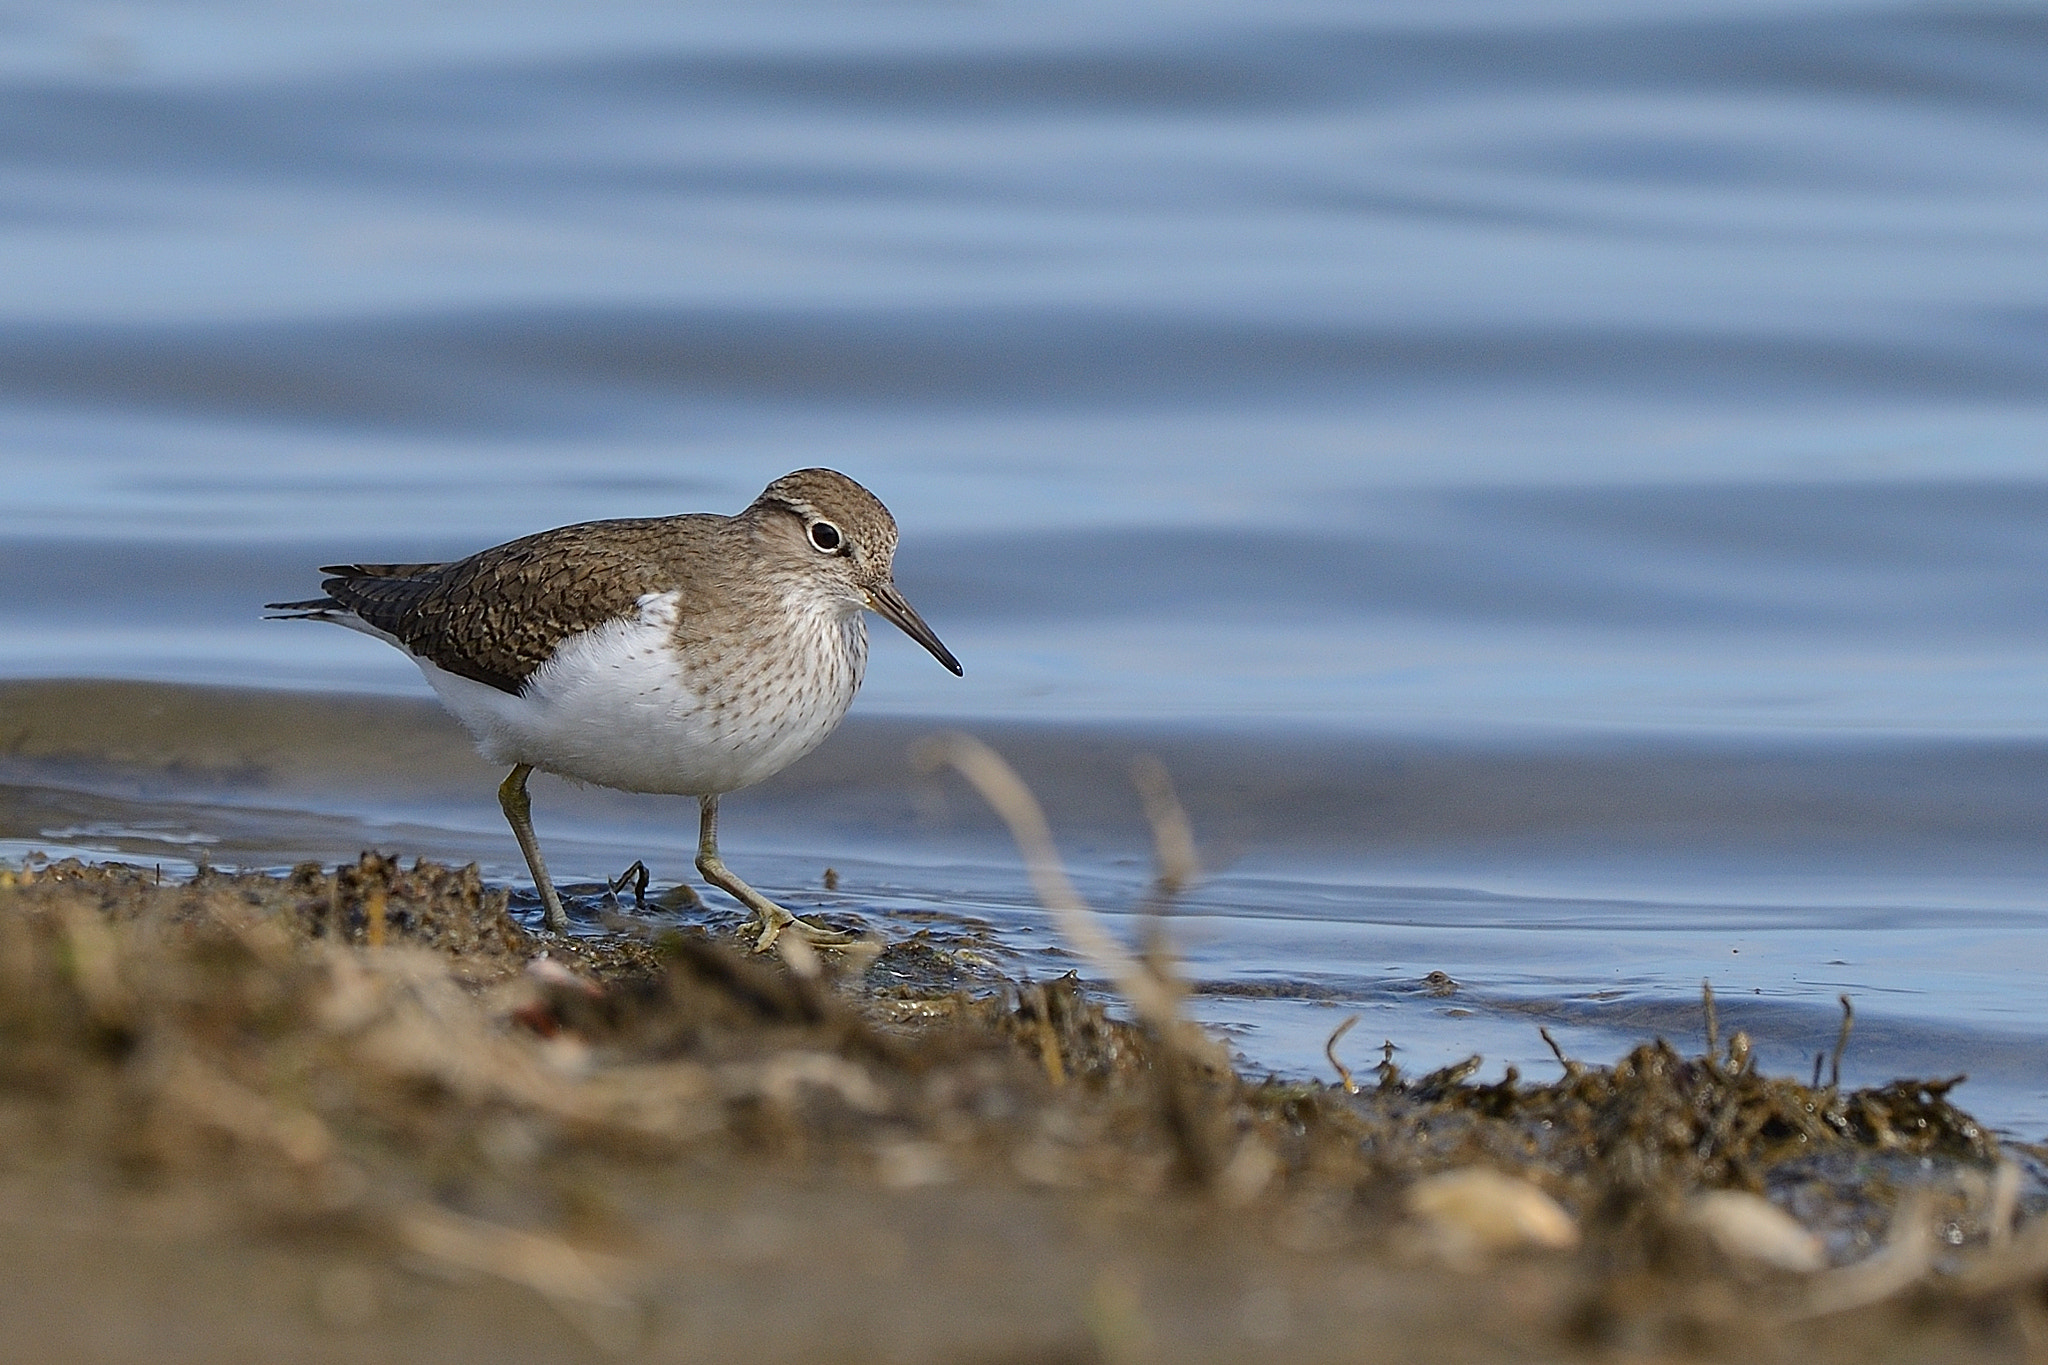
(2, 851), (2046, 1363)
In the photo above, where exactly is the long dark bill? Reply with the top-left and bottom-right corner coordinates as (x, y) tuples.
(866, 581), (964, 676)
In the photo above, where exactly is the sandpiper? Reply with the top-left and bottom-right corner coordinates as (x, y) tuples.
(267, 468), (961, 947)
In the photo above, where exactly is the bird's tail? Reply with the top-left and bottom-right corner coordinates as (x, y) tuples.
(263, 595), (345, 621)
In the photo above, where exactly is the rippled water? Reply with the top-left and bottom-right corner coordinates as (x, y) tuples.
(2, 2), (2045, 1128)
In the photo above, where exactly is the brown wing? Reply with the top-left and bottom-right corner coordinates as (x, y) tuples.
(316, 517), (702, 694)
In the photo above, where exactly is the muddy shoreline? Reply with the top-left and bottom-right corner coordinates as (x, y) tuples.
(1, 850), (2044, 1362)
(11, 676), (2048, 1139)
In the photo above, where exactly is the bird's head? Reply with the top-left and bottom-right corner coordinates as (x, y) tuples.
(751, 468), (963, 676)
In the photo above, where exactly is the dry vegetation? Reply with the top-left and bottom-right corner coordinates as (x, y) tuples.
(2, 752), (2047, 1362)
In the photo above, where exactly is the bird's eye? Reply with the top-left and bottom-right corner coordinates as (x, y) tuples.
(808, 519), (843, 553)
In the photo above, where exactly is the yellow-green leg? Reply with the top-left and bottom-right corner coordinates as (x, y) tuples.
(695, 794), (851, 952)
(499, 764), (568, 933)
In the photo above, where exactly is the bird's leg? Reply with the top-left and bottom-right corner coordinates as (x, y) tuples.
(695, 794), (852, 952)
(499, 764), (569, 933)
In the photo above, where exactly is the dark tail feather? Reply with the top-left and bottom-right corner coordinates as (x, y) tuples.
(264, 595), (345, 621)
(273, 561), (445, 631)
(318, 561), (447, 579)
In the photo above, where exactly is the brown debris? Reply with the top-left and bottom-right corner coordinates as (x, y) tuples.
(0, 852), (2040, 1362)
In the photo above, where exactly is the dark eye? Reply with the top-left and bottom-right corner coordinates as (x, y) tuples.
(808, 519), (843, 553)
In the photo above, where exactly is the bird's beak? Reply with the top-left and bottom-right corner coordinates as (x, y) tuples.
(866, 581), (963, 676)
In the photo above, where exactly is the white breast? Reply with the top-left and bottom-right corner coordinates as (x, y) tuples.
(410, 589), (869, 796)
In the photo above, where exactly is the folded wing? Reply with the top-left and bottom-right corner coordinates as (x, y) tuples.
(267, 520), (687, 695)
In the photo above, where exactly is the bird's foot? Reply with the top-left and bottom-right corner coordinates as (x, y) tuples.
(696, 844), (855, 954)
(752, 904), (858, 953)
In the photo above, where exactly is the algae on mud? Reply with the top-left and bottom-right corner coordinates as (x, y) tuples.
(0, 851), (2043, 1363)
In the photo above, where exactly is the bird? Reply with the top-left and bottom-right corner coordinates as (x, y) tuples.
(267, 468), (961, 949)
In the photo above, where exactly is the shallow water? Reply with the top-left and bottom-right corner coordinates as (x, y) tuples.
(1, 4), (2045, 1129)
(7, 681), (2048, 1135)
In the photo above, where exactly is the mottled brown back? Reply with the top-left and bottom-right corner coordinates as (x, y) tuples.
(317, 516), (721, 693)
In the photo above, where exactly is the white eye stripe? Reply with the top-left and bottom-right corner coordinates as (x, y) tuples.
(807, 519), (844, 553)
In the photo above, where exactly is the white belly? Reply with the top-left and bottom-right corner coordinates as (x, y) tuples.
(411, 594), (867, 796)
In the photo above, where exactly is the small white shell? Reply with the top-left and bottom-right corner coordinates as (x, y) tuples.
(1685, 1190), (1826, 1272)
(1406, 1167), (1580, 1261)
